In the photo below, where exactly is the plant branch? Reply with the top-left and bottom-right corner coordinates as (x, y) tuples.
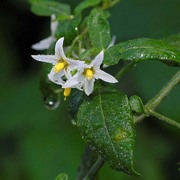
(76, 145), (99, 180)
(146, 70), (180, 110)
(134, 70), (180, 124)
(102, 0), (121, 10)
(67, 28), (88, 57)
(148, 110), (180, 128)
(83, 157), (105, 180)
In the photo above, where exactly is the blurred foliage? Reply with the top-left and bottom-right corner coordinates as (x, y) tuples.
(0, 0), (179, 180)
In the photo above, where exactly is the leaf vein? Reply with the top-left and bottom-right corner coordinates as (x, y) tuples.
(98, 91), (117, 157)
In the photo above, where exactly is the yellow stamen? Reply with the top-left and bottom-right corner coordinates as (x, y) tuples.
(85, 68), (93, 80)
(53, 61), (67, 73)
(63, 88), (71, 100)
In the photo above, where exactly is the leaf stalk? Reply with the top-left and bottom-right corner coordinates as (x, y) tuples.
(134, 70), (180, 128)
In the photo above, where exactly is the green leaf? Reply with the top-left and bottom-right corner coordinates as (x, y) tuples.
(129, 95), (145, 114)
(54, 173), (68, 180)
(68, 90), (84, 120)
(104, 38), (180, 66)
(30, 1), (71, 19)
(88, 8), (111, 49)
(104, 44), (122, 65)
(79, 48), (100, 61)
(77, 90), (139, 176)
(165, 33), (180, 52)
(74, 0), (102, 15)
(55, 15), (81, 45)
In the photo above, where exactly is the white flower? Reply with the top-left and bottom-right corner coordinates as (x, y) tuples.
(31, 37), (84, 85)
(63, 51), (118, 96)
(31, 14), (58, 50)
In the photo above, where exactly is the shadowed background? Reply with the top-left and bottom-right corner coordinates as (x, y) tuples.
(0, 0), (179, 179)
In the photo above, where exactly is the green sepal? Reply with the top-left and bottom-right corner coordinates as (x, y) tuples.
(77, 89), (139, 176)
(54, 173), (68, 180)
(87, 8), (111, 49)
(104, 37), (180, 66)
(129, 95), (145, 114)
(30, 1), (71, 19)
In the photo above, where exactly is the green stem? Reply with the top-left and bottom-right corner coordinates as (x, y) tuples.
(148, 110), (180, 128)
(134, 70), (180, 125)
(110, 0), (122, 7)
(76, 145), (99, 180)
(67, 28), (88, 57)
(134, 114), (147, 124)
(115, 61), (136, 80)
(146, 70), (180, 110)
(83, 157), (105, 180)
(102, 0), (121, 10)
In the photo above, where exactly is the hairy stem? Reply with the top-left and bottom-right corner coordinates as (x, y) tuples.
(148, 110), (180, 128)
(135, 70), (180, 124)
(146, 70), (180, 110)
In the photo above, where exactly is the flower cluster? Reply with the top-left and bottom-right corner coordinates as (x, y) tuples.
(31, 37), (118, 97)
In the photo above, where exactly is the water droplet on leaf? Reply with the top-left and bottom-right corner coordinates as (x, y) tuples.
(43, 96), (60, 110)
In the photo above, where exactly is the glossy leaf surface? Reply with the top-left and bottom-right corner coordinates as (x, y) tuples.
(88, 8), (111, 49)
(55, 15), (81, 45)
(55, 173), (68, 180)
(77, 90), (138, 175)
(129, 95), (145, 114)
(104, 38), (180, 66)
(74, 0), (102, 15)
(30, 1), (71, 19)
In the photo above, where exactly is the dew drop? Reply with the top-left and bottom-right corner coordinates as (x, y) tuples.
(43, 96), (60, 110)
(71, 119), (77, 126)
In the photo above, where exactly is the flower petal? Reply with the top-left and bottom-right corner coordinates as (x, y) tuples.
(48, 69), (65, 85)
(68, 58), (85, 71)
(31, 55), (58, 65)
(91, 50), (104, 68)
(64, 76), (79, 88)
(31, 36), (54, 50)
(84, 78), (95, 96)
(55, 37), (67, 60)
(94, 69), (118, 83)
(64, 69), (71, 79)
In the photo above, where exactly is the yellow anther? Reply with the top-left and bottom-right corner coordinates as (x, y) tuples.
(85, 68), (93, 80)
(63, 88), (71, 100)
(53, 61), (67, 73)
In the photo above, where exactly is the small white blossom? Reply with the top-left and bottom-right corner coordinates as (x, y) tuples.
(31, 37), (84, 85)
(31, 14), (58, 50)
(63, 51), (118, 96)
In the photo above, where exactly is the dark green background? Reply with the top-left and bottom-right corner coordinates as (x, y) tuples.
(0, 0), (179, 179)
